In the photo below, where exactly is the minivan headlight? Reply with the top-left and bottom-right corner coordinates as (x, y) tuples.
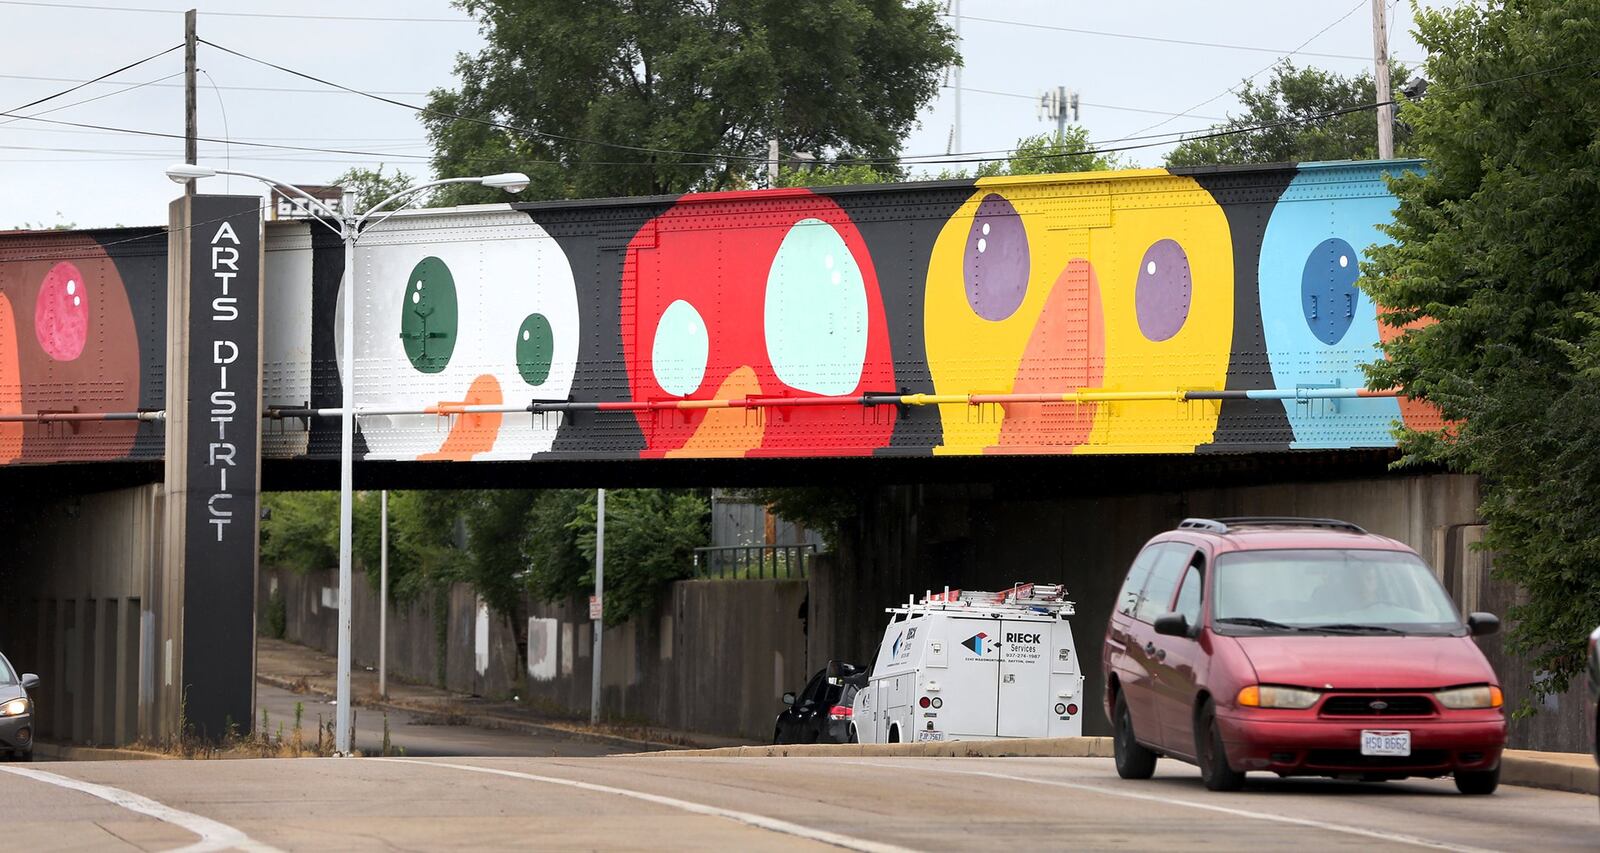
(1435, 685), (1503, 709)
(1237, 685), (1320, 709)
(0, 697), (29, 717)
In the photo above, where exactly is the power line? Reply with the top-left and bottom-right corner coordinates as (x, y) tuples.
(2, 43), (180, 114)
(949, 84), (1225, 121)
(0, 0), (473, 23)
(950, 13), (1405, 63)
(0, 72), (431, 97)
(0, 72), (184, 132)
(1131, 0), (1370, 137)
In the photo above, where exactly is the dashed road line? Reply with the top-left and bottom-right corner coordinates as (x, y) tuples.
(0, 764), (283, 853)
(378, 757), (920, 853)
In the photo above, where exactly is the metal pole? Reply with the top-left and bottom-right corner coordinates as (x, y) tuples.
(1373, 0), (1394, 159)
(183, 9), (196, 197)
(591, 488), (606, 725)
(951, 0), (961, 155)
(334, 189), (356, 755)
(379, 489), (388, 699)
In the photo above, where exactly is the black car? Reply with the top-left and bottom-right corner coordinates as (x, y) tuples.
(774, 662), (862, 745)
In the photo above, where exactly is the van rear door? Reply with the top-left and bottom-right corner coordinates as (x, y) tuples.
(940, 616), (999, 738)
(998, 619), (1052, 737)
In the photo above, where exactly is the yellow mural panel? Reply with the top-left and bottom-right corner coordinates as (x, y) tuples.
(924, 171), (1232, 455)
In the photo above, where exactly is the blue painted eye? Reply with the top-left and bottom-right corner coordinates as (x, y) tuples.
(1301, 238), (1359, 345)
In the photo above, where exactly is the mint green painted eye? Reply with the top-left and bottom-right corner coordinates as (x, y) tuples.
(399, 256), (457, 373)
(516, 313), (554, 386)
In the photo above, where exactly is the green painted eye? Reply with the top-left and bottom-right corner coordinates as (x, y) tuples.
(399, 256), (457, 373)
(516, 313), (554, 386)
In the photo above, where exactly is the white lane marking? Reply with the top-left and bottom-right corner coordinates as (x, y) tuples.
(378, 758), (918, 853)
(0, 765), (283, 853)
(846, 760), (1499, 853)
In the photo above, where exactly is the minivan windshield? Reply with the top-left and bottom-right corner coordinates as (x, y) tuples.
(0, 655), (14, 684)
(1213, 549), (1463, 635)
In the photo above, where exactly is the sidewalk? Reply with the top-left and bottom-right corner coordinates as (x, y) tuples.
(255, 637), (756, 752)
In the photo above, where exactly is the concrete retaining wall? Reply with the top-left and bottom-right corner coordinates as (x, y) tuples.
(0, 484), (162, 746)
(259, 570), (809, 742)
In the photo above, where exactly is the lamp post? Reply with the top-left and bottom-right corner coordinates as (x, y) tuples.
(164, 164), (529, 755)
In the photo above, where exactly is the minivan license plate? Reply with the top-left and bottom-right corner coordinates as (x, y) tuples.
(916, 730), (944, 742)
(1360, 730), (1411, 756)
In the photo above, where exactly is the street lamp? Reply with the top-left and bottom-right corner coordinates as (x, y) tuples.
(165, 163), (529, 755)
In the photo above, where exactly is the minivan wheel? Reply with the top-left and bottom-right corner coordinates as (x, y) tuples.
(1113, 693), (1157, 780)
(1454, 766), (1499, 795)
(1196, 701), (1245, 792)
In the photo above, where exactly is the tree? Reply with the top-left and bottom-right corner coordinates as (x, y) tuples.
(1361, 0), (1600, 698)
(976, 129), (1124, 177)
(329, 165), (418, 212)
(1165, 61), (1412, 167)
(572, 489), (710, 625)
(423, 0), (958, 203)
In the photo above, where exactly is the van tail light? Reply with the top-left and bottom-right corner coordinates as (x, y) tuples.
(828, 705), (853, 720)
(919, 696), (931, 708)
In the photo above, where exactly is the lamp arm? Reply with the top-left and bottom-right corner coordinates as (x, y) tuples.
(207, 168), (348, 236)
(353, 176), (484, 236)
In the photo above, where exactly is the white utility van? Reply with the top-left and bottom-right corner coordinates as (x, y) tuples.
(848, 584), (1084, 743)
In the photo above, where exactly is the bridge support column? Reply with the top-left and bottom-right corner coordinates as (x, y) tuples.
(156, 195), (265, 741)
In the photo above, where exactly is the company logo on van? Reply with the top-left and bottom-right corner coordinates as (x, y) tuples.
(961, 632), (990, 654)
(1006, 632), (1041, 645)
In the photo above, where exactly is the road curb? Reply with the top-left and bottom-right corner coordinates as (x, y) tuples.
(256, 674), (687, 753)
(32, 741), (176, 761)
(1500, 750), (1599, 795)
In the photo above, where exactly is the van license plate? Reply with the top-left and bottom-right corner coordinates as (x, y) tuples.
(1360, 730), (1410, 756)
(915, 730), (944, 742)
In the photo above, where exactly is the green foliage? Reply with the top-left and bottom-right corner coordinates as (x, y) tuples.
(1361, 0), (1600, 696)
(329, 165), (418, 212)
(1165, 61), (1412, 167)
(775, 161), (901, 188)
(424, 0), (957, 202)
(572, 490), (710, 625)
(976, 129), (1124, 177)
(260, 492), (338, 573)
(521, 489), (593, 603)
(747, 486), (864, 552)
(264, 589), (287, 640)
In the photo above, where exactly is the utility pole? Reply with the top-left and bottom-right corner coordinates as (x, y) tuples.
(379, 489), (388, 698)
(1038, 86), (1079, 144)
(950, 0), (961, 155)
(1372, 0), (1394, 159)
(590, 488), (606, 725)
(183, 8), (197, 196)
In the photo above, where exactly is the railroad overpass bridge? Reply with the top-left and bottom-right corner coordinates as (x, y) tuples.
(2, 159), (1500, 747)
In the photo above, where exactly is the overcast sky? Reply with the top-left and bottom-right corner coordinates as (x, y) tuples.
(0, 0), (1441, 229)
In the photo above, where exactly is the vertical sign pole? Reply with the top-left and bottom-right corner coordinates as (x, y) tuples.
(1373, 0), (1394, 159)
(334, 190), (356, 755)
(591, 488), (605, 725)
(379, 489), (388, 699)
(951, 0), (961, 155)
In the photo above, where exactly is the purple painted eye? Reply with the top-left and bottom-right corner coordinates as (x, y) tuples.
(964, 193), (1030, 321)
(1134, 239), (1192, 342)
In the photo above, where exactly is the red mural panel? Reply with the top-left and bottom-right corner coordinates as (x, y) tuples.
(0, 235), (141, 460)
(620, 190), (896, 457)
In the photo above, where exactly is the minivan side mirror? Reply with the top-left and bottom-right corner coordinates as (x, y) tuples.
(782, 691), (797, 706)
(1153, 613), (1192, 638)
(20, 673), (39, 690)
(1466, 612), (1500, 637)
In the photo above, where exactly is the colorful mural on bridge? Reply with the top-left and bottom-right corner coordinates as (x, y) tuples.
(0, 159), (1441, 466)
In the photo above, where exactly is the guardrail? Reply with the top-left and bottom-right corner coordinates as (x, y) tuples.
(692, 544), (815, 580)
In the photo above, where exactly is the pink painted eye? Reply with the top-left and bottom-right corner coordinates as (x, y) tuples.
(35, 261), (88, 361)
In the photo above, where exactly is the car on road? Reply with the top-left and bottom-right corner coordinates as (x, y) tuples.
(1103, 517), (1507, 794)
(0, 652), (38, 762)
(774, 663), (861, 745)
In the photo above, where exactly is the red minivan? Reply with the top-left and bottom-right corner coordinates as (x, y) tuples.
(1102, 517), (1507, 794)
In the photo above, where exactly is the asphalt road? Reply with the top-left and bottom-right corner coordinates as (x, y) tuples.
(254, 683), (623, 758)
(2, 755), (1595, 851)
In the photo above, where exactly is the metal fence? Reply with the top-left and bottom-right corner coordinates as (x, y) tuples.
(692, 544), (815, 580)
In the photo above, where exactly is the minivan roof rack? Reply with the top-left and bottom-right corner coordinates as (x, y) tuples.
(1178, 516), (1368, 535)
